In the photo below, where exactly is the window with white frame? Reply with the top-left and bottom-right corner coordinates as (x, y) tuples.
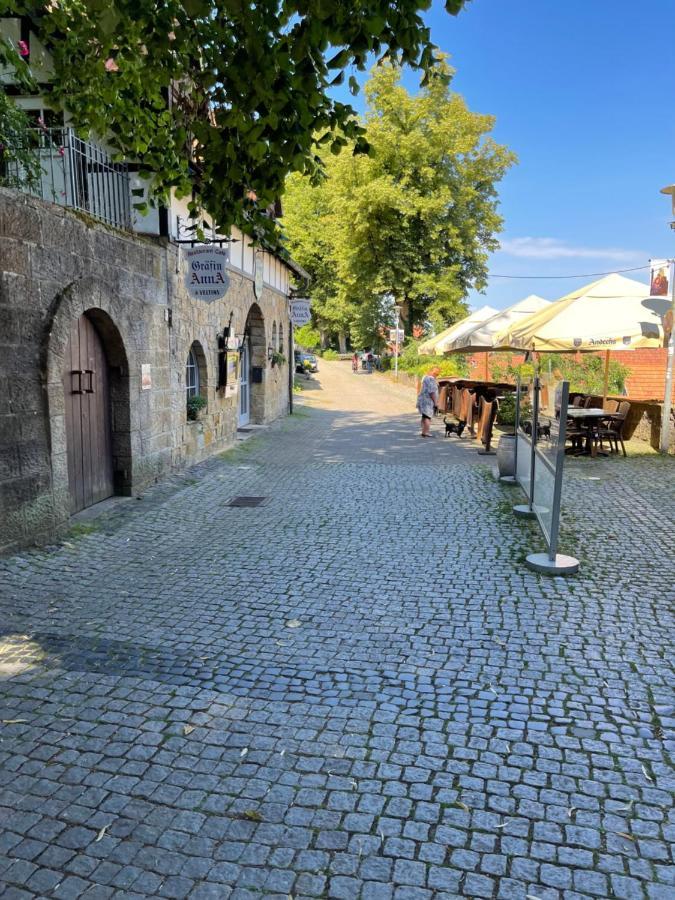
(186, 347), (199, 398)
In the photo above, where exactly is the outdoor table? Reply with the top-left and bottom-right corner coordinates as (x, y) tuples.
(566, 408), (609, 457)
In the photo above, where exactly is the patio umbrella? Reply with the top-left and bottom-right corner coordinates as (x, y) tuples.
(495, 273), (667, 402)
(417, 305), (499, 357)
(446, 295), (550, 379)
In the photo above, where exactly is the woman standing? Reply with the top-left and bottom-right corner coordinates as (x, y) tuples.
(416, 367), (440, 437)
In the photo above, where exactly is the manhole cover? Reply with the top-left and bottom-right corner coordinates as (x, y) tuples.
(227, 496), (268, 508)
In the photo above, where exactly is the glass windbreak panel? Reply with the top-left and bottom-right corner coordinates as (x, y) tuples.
(535, 378), (569, 472)
(516, 432), (531, 499)
(532, 450), (556, 546)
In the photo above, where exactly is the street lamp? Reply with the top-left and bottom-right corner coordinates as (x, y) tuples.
(658, 184), (675, 453)
(393, 304), (402, 381)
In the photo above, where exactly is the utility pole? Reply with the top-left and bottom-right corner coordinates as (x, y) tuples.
(658, 185), (675, 453)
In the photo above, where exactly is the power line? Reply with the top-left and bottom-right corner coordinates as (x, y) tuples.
(489, 264), (651, 280)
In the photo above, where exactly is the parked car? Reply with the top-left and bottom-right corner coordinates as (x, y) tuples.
(295, 351), (318, 374)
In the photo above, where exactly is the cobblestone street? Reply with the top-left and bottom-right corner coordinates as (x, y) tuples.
(1, 360), (674, 900)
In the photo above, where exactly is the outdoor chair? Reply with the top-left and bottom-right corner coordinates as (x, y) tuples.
(583, 396), (595, 408)
(565, 410), (586, 454)
(596, 401), (630, 456)
(604, 398), (620, 413)
(438, 385), (449, 414)
(572, 396), (583, 407)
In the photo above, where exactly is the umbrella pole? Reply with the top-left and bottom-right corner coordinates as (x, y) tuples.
(602, 350), (610, 407)
(484, 353), (489, 382)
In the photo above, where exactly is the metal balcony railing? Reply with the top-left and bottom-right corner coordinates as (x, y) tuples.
(5, 127), (132, 230)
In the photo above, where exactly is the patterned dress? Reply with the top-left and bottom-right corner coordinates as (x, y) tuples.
(416, 375), (439, 418)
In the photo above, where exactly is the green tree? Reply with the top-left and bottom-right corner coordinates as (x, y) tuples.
(0, 28), (42, 190)
(5, 0), (470, 241)
(283, 60), (515, 346)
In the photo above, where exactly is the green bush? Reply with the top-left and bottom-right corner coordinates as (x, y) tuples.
(322, 349), (340, 360)
(394, 339), (469, 379)
(497, 392), (531, 427)
(491, 352), (630, 395)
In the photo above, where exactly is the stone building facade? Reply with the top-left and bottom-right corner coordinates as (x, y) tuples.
(0, 188), (294, 553)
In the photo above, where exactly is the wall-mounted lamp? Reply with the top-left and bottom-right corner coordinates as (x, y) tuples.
(267, 344), (275, 361)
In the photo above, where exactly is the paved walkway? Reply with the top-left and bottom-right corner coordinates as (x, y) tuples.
(1, 360), (674, 900)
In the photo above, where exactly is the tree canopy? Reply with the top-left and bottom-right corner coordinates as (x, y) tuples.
(4, 0), (470, 240)
(283, 60), (515, 348)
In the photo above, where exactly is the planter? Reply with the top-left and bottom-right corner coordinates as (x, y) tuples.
(496, 433), (516, 477)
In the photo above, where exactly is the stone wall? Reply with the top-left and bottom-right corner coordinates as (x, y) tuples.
(0, 189), (291, 552)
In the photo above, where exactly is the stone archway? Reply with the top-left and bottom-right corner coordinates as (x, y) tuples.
(45, 277), (133, 515)
(242, 302), (266, 424)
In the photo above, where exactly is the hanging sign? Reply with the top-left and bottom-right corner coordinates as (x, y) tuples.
(649, 258), (672, 297)
(184, 246), (229, 301)
(141, 364), (152, 390)
(290, 298), (312, 327)
(389, 328), (405, 343)
(254, 252), (264, 298)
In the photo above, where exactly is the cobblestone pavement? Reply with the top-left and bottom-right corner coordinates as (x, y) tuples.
(1, 360), (674, 900)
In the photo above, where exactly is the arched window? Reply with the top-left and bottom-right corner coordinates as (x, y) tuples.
(186, 347), (200, 398)
(271, 322), (277, 353)
(278, 322), (284, 352)
(186, 341), (208, 421)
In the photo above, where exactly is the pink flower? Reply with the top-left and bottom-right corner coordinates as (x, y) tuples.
(104, 58), (119, 72)
(18, 40), (29, 56)
(58, 146), (65, 157)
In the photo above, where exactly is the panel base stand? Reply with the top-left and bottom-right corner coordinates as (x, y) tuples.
(499, 475), (518, 484)
(513, 504), (535, 519)
(525, 552), (579, 576)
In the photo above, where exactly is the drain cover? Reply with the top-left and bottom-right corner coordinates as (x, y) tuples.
(227, 496), (268, 508)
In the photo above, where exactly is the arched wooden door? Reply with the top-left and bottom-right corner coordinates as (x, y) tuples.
(62, 313), (114, 513)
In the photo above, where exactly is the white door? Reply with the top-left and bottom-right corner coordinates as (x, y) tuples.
(239, 340), (250, 427)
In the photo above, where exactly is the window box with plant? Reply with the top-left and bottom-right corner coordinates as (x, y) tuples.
(186, 394), (207, 421)
(270, 350), (286, 368)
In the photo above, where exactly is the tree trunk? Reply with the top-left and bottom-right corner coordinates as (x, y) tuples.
(319, 328), (328, 350)
(407, 296), (414, 339)
(338, 330), (347, 354)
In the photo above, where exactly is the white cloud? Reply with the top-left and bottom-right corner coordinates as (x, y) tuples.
(499, 236), (643, 263)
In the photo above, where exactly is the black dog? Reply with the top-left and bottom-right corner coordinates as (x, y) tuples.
(443, 417), (466, 438)
(523, 421), (551, 440)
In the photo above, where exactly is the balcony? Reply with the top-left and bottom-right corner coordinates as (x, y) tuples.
(5, 127), (132, 231)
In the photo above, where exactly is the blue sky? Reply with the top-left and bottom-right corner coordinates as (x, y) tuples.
(332, 0), (675, 310)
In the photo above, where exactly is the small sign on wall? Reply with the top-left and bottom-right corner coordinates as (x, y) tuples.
(185, 246), (230, 301)
(141, 364), (152, 390)
(225, 351), (239, 397)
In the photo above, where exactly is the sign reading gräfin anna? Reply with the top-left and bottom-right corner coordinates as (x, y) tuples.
(290, 298), (312, 327)
(185, 247), (229, 301)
